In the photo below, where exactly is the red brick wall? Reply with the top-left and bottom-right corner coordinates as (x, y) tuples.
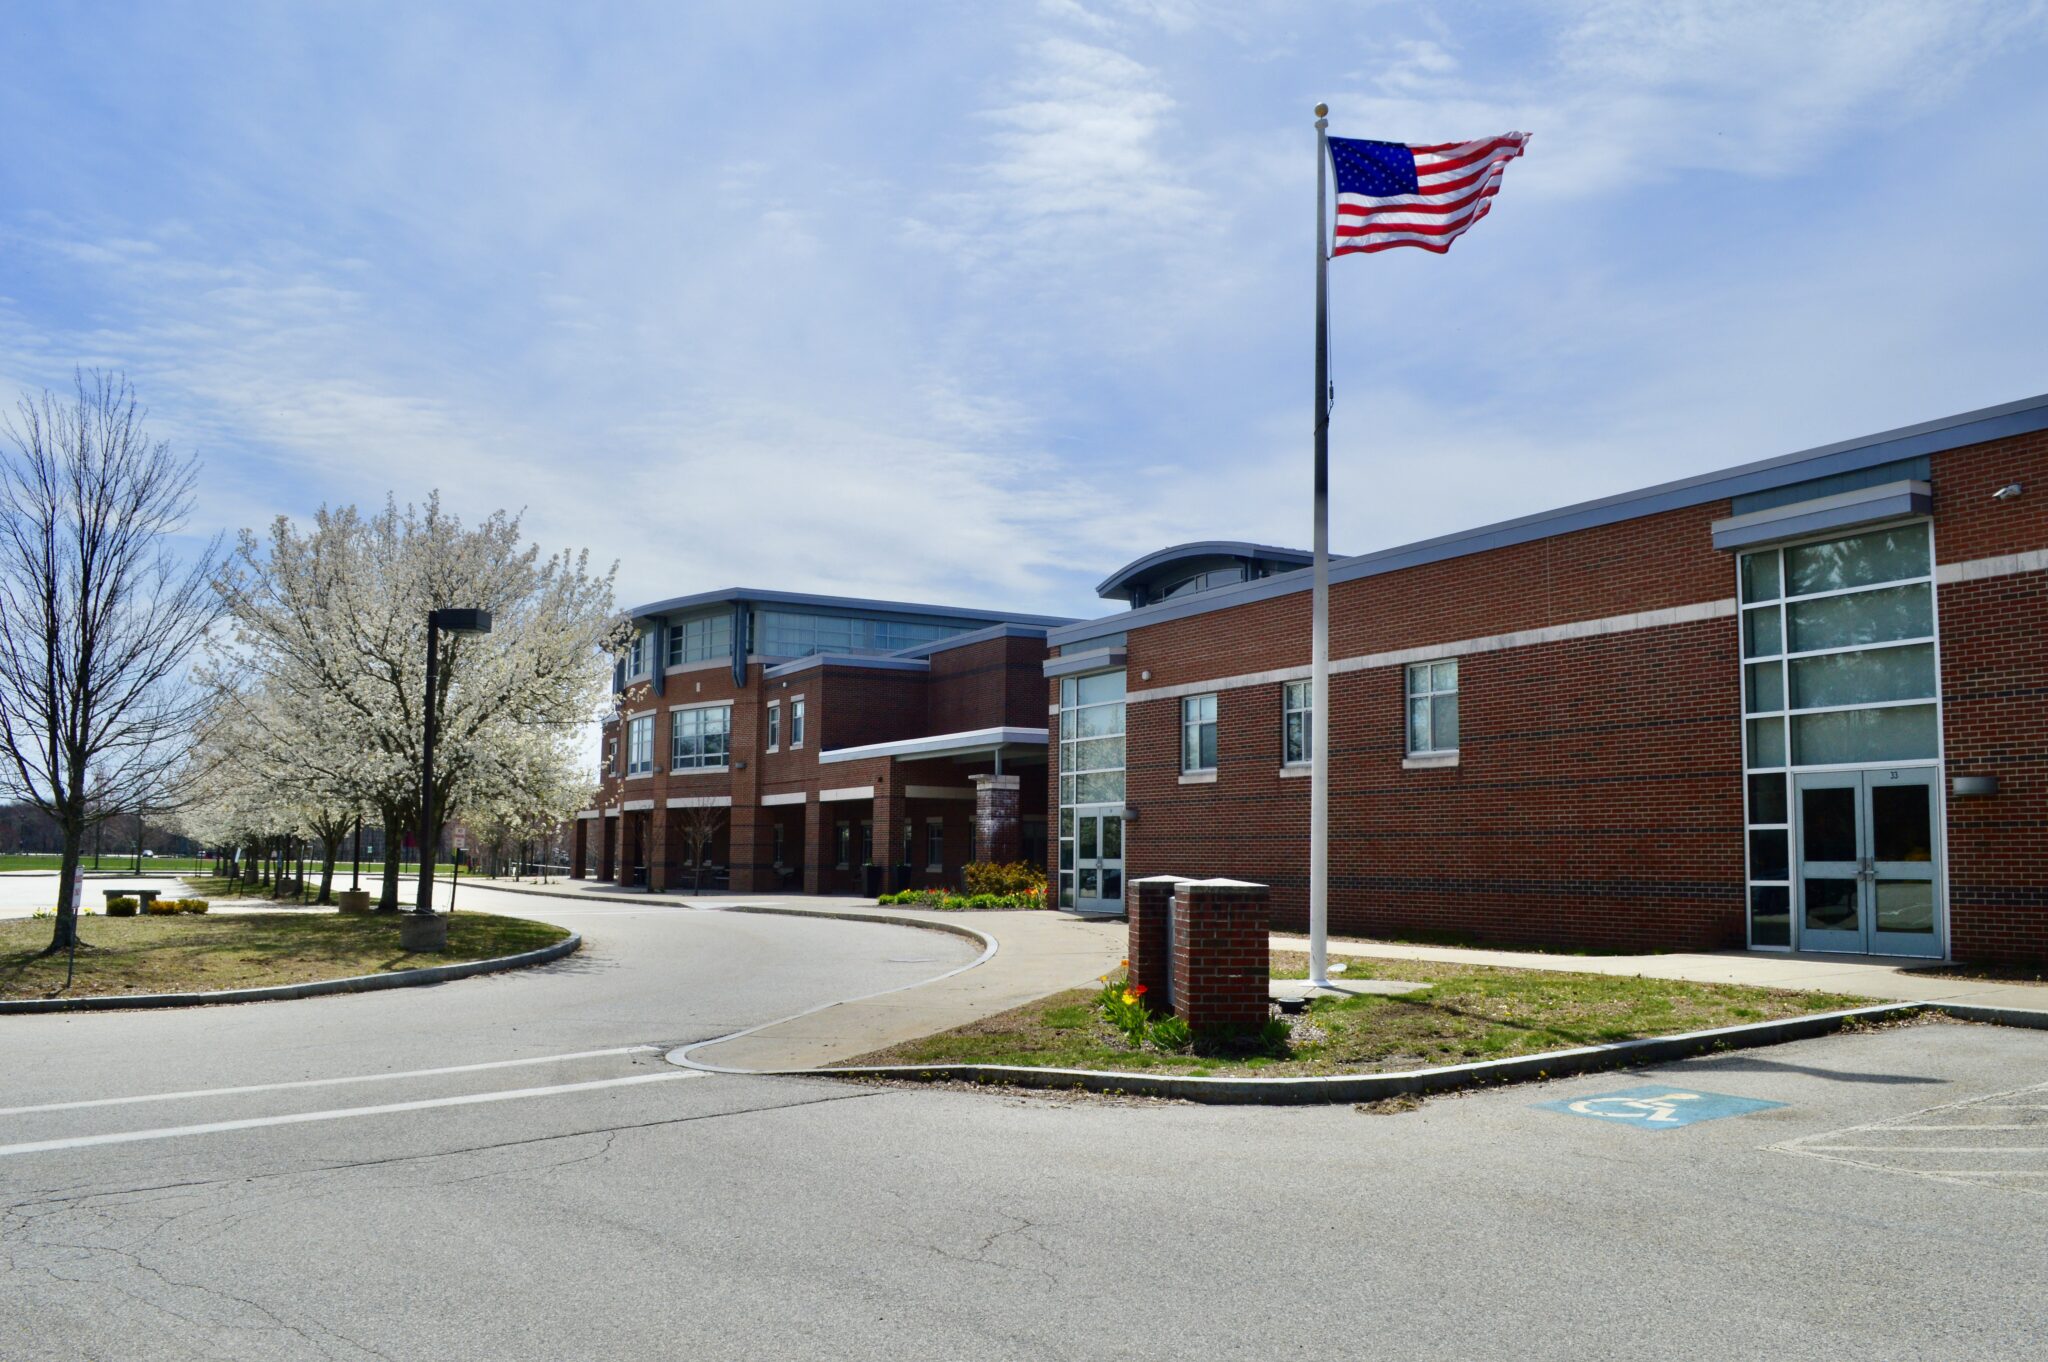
(925, 635), (1051, 734)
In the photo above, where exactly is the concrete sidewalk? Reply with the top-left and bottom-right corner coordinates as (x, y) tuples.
(1274, 933), (2048, 1014)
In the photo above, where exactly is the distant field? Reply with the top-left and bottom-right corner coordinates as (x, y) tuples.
(0, 855), (214, 874)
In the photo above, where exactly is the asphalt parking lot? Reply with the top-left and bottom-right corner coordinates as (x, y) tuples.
(4, 893), (2046, 1360)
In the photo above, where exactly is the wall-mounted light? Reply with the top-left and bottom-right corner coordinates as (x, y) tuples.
(1953, 775), (1999, 797)
(1140, 669), (1152, 681)
(1121, 804), (1139, 823)
(1993, 483), (2024, 501)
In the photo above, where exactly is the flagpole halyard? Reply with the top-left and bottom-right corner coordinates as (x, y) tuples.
(1309, 102), (1332, 990)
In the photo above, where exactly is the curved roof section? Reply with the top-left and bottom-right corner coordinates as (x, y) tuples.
(624, 586), (1074, 628)
(1094, 541), (1315, 602)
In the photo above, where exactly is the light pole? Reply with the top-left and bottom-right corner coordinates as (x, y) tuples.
(412, 607), (492, 940)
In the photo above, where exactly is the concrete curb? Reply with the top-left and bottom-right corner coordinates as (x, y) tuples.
(0, 932), (582, 1015)
(677, 1002), (1920, 1103)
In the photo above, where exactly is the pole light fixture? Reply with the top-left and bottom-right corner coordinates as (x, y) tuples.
(415, 607), (492, 921)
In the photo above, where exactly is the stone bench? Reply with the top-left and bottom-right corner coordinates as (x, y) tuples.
(102, 888), (162, 909)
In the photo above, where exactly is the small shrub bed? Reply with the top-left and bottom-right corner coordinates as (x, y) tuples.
(876, 885), (1048, 910)
(144, 898), (211, 915)
(961, 861), (1047, 896)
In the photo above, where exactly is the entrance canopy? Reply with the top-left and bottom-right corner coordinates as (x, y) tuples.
(817, 726), (1047, 769)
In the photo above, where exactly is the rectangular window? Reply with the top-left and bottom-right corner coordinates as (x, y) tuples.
(626, 633), (649, 679)
(771, 823), (786, 866)
(666, 613), (732, 668)
(766, 703), (781, 750)
(834, 822), (850, 868)
(1282, 680), (1312, 765)
(925, 819), (944, 871)
(625, 715), (654, 775)
(860, 822), (873, 866)
(1057, 670), (1125, 909)
(1406, 661), (1459, 754)
(790, 698), (807, 747)
(604, 735), (618, 777)
(902, 823), (915, 867)
(1181, 694), (1218, 773)
(670, 705), (732, 771)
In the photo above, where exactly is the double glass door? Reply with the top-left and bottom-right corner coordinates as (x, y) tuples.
(1795, 768), (1941, 957)
(1073, 808), (1123, 914)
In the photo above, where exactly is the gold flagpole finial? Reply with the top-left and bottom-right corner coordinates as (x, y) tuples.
(1314, 102), (1328, 118)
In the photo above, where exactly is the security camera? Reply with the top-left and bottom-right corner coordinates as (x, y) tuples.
(1992, 483), (2024, 501)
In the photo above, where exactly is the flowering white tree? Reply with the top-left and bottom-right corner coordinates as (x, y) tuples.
(216, 494), (617, 910)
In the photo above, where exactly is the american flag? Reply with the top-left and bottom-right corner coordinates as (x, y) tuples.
(1327, 133), (1529, 256)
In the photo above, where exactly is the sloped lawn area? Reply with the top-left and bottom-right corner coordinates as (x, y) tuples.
(838, 952), (1876, 1078)
(1, 912), (569, 1001)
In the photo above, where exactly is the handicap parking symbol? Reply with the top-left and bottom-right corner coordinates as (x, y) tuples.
(1534, 1084), (1785, 1130)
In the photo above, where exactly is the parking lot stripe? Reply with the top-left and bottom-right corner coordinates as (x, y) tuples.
(0, 1045), (662, 1118)
(0, 1071), (700, 1159)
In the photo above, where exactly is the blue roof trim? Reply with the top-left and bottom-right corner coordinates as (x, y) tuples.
(627, 586), (1074, 629)
(762, 653), (933, 680)
(1094, 540), (1314, 599)
(887, 621), (1049, 659)
(1049, 391), (2048, 648)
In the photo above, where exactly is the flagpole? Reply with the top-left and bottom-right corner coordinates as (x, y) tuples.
(1308, 102), (1332, 989)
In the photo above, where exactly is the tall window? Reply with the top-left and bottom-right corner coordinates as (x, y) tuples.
(766, 702), (781, 750)
(1282, 680), (1312, 765)
(790, 697), (807, 747)
(666, 613), (732, 668)
(772, 823), (786, 865)
(1181, 694), (1218, 773)
(670, 704), (731, 770)
(625, 715), (654, 775)
(925, 819), (945, 870)
(1057, 670), (1126, 910)
(1406, 661), (1459, 755)
(834, 821), (851, 867)
(1738, 522), (1938, 950)
(859, 822), (873, 866)
(605, 734), (618, 777)
(626, 633), (650, 680)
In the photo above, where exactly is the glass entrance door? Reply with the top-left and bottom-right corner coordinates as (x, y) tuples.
(1073, 808), (1123, 914)
(1794, 768), (1941, 957)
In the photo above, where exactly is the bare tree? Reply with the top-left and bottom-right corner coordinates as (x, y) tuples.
(676, 805), (727, 894)
(0, 372), (225, 952)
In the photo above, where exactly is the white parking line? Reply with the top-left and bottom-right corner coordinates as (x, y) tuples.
(1773, 1077), (2048, 1194)
(0, 1071), (702, 1159)
(0, 1045), (662, 1117)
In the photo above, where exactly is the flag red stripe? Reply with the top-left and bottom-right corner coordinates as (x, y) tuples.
(1334, 159), (1509, 211)
(1412, 135), (1524, 176)
(1335, 181), (1504, 221)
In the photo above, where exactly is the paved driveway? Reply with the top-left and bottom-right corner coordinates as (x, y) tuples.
(3, 885), (2045, 1360)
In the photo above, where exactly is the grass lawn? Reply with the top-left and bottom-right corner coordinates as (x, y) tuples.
(839, 951), (1877, 1078)
(0, 912), (570, 1001)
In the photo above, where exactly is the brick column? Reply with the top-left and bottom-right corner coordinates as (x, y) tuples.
(571, 819), (589, 879)
(801, 798), (826, 895)
(600, 815), (618, 881)
(1126, 875), (1188, 1009)
(1171, 879), (1272, 1035)
(971, 773), (1022, 864)
(873, 775), (906, 894)
(647, 808), (672, 892)
(728, 804), (774, 893)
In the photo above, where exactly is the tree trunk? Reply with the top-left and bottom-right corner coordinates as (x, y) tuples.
(316, 836), (337, 905)
(44, 824), (85, 953)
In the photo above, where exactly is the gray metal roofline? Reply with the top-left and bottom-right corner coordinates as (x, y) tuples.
(624, 586), (1076, 627)
(886, 621), (1050, 659)
(1094, 540), (1315, 599)
(817, 726), (1050, 765)
(1050, 390), (2048, 648)
(761, 653), (933, 680)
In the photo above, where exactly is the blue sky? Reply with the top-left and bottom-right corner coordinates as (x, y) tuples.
(4, 1), (2046, 622)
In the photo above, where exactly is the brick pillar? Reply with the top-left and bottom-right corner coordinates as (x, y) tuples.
(600, 815), (618, 881)
(971, 773), (1022, 865)
(571, 819), (589, 879)
(647, 808), (672, 892)
(801, 798), (826, 895)
(728, 804), (774, 893)
(1171, 879), (1272, 1035)
(1126, 875), (1188, 1009)
(873, 776), (906, 894)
